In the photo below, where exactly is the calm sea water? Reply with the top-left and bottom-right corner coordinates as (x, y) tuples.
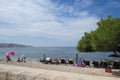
(0, 47), (120, 61)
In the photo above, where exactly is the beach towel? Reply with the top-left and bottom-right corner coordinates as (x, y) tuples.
(76, 60), (85, 67)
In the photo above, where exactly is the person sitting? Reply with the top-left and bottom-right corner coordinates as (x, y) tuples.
(17, 57), (22, 62)
(39, 57), (44, 62)
(21, 55), (26, 63)
(76, 59), (85, 67)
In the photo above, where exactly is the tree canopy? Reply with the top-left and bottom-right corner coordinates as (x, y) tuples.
(76, 15), (120, 52)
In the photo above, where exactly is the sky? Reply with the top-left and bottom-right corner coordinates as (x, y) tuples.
(0, 0), (120, 47)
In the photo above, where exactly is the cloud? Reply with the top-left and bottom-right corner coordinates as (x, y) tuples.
(50, 0), (93, 19)
(0, 0), (99, 46)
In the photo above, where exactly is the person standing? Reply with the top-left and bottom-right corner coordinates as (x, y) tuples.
(43, 54), (46, 62)
(6, 55), (11, 63)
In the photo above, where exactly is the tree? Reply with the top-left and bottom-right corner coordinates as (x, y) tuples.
(76, 15), (120, 52)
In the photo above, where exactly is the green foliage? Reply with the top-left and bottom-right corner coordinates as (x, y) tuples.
(76, 15), (120, 52)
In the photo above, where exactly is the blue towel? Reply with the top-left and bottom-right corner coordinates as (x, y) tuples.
(76, 60), (84, 66)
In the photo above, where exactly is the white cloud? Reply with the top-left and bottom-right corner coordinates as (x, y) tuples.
(0, 0), (99, 46)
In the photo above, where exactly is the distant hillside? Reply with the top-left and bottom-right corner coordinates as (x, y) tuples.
(0, 43), (32, 48)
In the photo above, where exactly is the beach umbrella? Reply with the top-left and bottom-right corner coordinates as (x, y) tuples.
(6, 51), (15, 56)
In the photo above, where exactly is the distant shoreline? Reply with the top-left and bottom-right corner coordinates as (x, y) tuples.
(0, 43), (32, 48)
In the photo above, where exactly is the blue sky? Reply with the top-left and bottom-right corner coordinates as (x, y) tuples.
(0, 0), (120, 47)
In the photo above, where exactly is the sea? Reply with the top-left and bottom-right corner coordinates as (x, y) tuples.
(0, 47), (120, 61)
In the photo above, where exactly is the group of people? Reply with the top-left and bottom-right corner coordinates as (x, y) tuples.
(39, 54), (85, 66)
(6, 55), (26, 63)
(17, 55), (26, 63)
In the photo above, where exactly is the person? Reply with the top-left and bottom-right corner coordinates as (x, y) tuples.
(75, 53), (79, 65)
(43, 54), (46, 62)
(17, 57), (22, 62)
(6, 55), (11, 63)
(21, 55), (26, 63)
(76, 58), (85, 67)
(75, 53), (78, 60)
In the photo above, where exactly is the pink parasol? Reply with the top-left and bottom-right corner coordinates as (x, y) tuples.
(6, 51), (15, 56)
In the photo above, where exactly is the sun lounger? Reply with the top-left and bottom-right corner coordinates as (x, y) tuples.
(112, 60), (120, 69)
(84, 60), (90, 67)
(60, 58), (66, 64)
(51, 59), (60, 64)
(68, 59), (74, 65)
(92, 60), (99, 67)
(100, 61), (108, 68)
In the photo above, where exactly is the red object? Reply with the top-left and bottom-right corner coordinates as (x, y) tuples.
(6, 51), (15, 56)
(105, 68), (112, 73)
